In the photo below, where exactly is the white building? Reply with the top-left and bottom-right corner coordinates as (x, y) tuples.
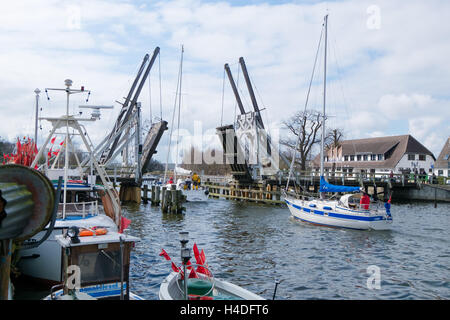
(312, 134), (436, 176)
(433, 137), (450, 178)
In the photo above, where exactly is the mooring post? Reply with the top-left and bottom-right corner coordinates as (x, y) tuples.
(434, 187), (437, 208)
(155, 185), (161, 206)
(143, 184), (148, 204)
(161, 186), (167, 212)
(151, 185), (156, 205)
(0, 240), (12, 300)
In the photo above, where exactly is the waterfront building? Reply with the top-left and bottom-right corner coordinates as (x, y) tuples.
(311, 134), (436, 177)
(433, 137), (450, 178)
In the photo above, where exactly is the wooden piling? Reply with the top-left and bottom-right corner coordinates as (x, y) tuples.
(154, 186), (161, 206)
(161, 186), (167, 212)
(142, 184), (148, 204)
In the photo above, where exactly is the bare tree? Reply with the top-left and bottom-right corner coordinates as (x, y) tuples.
(325, 128), (344, 173)
(180, 146), (231, 176)
(281, 110), (324, 171)
(325, 128), (344, 150)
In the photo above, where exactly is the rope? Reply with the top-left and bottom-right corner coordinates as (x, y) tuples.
(163, 45), (184, 184)
(148, 72), (152, 125)
(286, 23), (324, 190)
(220, 68), (226, 127)
(159, 52), (163, 121)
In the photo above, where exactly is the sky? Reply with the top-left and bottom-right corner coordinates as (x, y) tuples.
(0, 0), (449, 164)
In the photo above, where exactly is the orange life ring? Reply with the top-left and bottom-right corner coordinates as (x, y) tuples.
(79, 227), (108, 237)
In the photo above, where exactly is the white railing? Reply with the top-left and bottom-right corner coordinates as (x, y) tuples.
(59, 200), (99, 219)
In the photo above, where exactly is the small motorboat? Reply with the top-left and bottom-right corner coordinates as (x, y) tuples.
(158, 232), (264, 300)
(159, 271), (264, 300)
(43, 227), (143, 300)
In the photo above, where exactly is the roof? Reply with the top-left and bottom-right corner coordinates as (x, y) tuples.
(313, 134), (436, 169)
(434, 137), (450, 169)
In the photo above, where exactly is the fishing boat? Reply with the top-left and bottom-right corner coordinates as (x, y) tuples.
(284, 15), (393, 231)
(158, 232), (264, 300)
(16, 79), (129, 283)
(43, 227), (143, 300)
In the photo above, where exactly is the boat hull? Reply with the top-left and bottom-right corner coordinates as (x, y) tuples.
(285, 198), (392, 230)
(182, 189), (209, 202)
(159, 272), (264, 300)
(43, 284), (144, 300)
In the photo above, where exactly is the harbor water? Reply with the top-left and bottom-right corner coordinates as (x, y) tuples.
(14, 198), (450, 300)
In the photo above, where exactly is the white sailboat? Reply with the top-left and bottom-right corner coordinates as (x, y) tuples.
(163, 46), (209, 203)
(284, 15), (393, 231)
(17, 80), (125, 283)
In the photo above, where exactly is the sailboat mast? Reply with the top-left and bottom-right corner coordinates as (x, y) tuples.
(174, 45), (184, 183)
(320, 14), (328, 178)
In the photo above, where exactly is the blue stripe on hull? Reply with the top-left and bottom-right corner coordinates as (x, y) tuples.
(291, 214), (366, 230)
(286, 200), (385, 222)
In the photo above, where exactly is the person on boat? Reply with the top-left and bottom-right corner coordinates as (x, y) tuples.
(384, 197), (392, 219)
(192, 172), (200, 190)
(360, 192), (370, 210)
(185, 176), (192, 190)
(168, 176), (174, 184)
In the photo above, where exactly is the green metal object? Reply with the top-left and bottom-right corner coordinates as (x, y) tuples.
(187, 278), (213, 297)
(0, 164), (54, 241)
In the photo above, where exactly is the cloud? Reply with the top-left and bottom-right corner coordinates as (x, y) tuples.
(0, 0), (449, 163)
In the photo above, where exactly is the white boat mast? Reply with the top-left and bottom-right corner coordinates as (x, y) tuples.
(320, 14), (328, 178)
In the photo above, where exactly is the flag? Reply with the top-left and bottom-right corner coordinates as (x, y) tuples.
(193, 243), (202, 264)
(51, 137), (56, 144)
(159, 249), (171, 261)
(119, 216), (131, 233)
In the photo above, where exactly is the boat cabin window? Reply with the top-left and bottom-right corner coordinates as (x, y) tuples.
(77, 250), (122, 283)
(67, 243), (131, 287)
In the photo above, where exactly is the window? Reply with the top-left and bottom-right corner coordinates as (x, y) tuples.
(444, 154), (449, 160)
(344, 155), (349, 161)
(419, 154), (426, 161)
(448, 161), (450, 169)
(371, 154), (376, 161)
(408, 154), (415, 161)
(357, 155), (362, 161)
(438, 170), (443, 176)
(350, 155), (355, 161)
(363, 155), (368, 161)
(370, 169), (376, 173)
(377, 154), (383, 161)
